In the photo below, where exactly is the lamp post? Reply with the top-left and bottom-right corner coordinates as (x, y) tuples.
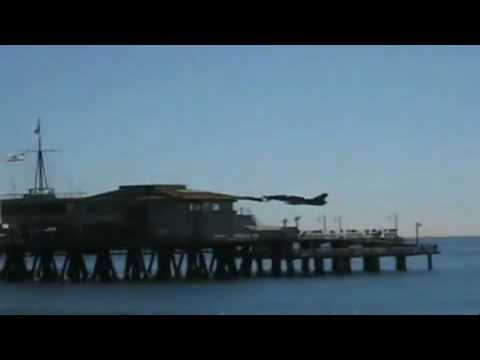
(317, 215), (327, 233)
(334, 216), (343, 235)
(415, 222), (422, 246)
(294, 216), (301, 229)
(387, 213), (398, 231)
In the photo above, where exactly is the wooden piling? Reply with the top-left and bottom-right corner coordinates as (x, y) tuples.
(300, 242), (311, 276)
(62, 251), (89, 282)
(186, 248), (208, 279)
(213, 247), (227, 279)
(124, 248), (148, 281)
(34, 250), (58, 282)
(271, 242), (282, 277)
(240, 244), (252, 277)
(363, 256), (380, 273)
(332, 256), (351, 274)
(154, 248), (174, 280)
(313, 257), (325, 275)
(2, 248), (29, 282)
(256, 258), (265, 277)
(92, 249), (118, 282)
(312, 241), (324, 275)
(285, 242), (295, 277)
(396, 255), (407, 271)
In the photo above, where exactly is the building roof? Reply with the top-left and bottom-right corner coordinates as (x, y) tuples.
(160, 189), (236, 201)
(86, 184), (237, 202)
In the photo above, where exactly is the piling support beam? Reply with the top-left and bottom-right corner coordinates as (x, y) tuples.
(155, 248), (174, 280)
(300, 241), (311, 276)
(363, 256), (380, 273)
(270, 242), (282, 277)
(428, 254), (433, 271)
(1, 248), (29, 282)
(256, 258), (265, 277)
(240, 244), (252, 277)
(92, 249), (118, 282)
(285, 242), (295, 277)
(396, 255), (407, 272)
(186, 248), (209, 279)
(312, 241), (324, 275)
(62, 251), (89, 282)
(332, 256), (352, 274)
(172, 253), (184, 279)
(225, 245), (238, 278)
(212, 245), (237, 279)
(313, 257), (325, 275)
(124, 248), (148, 281)
(213, 246), (227, 279)
(34, 250), (58, 282)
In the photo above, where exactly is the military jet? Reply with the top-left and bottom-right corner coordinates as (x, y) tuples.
(235, 196), (265, 202)
(263, 193), (328, 206)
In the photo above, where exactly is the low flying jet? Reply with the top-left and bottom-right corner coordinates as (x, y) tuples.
(263, 193), (328, 206)
(235, 196), (265, 202)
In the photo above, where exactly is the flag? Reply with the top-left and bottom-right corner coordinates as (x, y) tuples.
(6, 153), (25, 162)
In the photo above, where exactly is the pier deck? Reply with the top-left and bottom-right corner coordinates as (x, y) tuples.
(0, 231), (440, 282)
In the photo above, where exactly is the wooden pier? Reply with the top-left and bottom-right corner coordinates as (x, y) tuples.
(0, 231), (440, 283)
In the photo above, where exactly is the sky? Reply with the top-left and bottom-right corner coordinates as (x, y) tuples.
(0, 45), (479, 237)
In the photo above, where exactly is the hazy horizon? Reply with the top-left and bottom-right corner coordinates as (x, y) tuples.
(1, 45), (479, 237)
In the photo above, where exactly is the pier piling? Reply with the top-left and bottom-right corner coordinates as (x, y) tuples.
(363, 256), (380, 273)
(396, 255), (407, 272)
(332, 256), (352, 274)
(2, 248), (29, 282)
(34, 250), (58, 282)
(62, 251), (89, 282)
(92, 249), (118, 282)
(124, 248), (148, 281)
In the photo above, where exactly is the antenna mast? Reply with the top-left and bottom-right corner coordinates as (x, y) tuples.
(30, 118), (56, 196)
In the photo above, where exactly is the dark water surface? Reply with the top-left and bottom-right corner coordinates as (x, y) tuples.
(0, 238), (478, 315)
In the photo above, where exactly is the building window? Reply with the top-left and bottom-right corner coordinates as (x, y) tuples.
(189, 203), (202, 212)
(212, 203), (220, 211)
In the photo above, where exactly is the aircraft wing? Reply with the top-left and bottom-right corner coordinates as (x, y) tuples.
(235, 196), (265, 202)
(263, 195), (290, 201)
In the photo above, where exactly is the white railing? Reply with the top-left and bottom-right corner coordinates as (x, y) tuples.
(0, 192), (87, 200)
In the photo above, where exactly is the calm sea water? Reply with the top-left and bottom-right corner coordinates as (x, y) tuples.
(0, 237), (478, 315)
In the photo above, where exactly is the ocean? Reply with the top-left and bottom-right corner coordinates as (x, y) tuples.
(0, 237), (477, 315)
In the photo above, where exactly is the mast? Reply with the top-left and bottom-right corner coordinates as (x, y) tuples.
(30, 118), (55, 196)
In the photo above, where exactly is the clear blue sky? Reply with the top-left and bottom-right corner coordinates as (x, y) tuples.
(1, 45), (479, 236)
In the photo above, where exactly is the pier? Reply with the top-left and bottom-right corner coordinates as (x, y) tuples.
(0, 230), (440, 283)
(0, 121), (441, 283)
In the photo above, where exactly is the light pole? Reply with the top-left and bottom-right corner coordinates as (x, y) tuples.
(334, 216), (343, 234)
(317, 215), (327, 233)
(387, 213), (398, 231)
(415, 222), (422, 246)
(294, 216), (301, 229)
